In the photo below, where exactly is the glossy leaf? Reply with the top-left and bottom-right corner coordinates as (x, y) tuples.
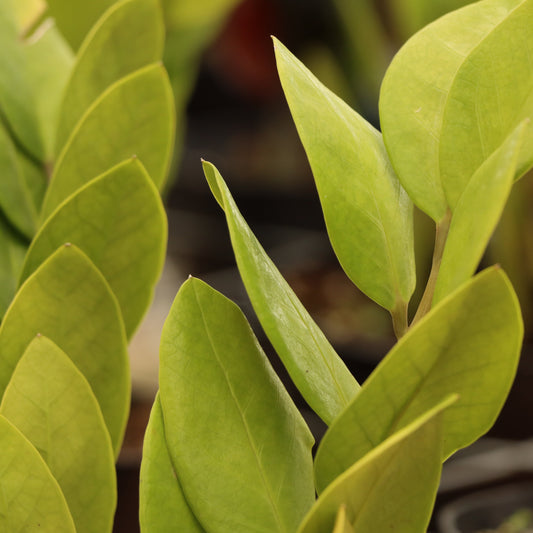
(21, 158), (168, 338)
(299, 398), (452, 533)
(0, 121), (37, 238)
(0, 415), (76, 532)
(56, 0), (165, 152)
(314, 267), (522, 493)
(434, 121), (527, 304)
(203, 161), (358, 426)
(275, 39), (415, 312)
(0, 215), (27, 319)
(45, 0), (116, 50)
(380, 0), (533, 221)
(41, 62), (175, 221)
(0, 244), (129, 455)
(140, 393), (206, 533)
(159, 277), (315, 533)
(1, 336), (116, 533)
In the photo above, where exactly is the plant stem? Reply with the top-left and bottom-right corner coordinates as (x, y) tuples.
(411, 209), (452, 326)
(391, 300), (409, 339)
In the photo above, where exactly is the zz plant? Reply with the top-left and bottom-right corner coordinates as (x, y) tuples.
(140, 0), (533, 532)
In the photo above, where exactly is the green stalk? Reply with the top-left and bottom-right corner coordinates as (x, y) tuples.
(411, 209), (452, 326)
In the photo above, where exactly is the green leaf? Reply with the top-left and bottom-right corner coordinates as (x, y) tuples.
(160, 277), (315, 533)
(0, 117), (38, 238)
(140, 393), (206, 533)
(274, 39), (415, 312)
(314, 267), (522, 493)
(45, 0), (116, 50)
(55, 0), (165, 153)
(40, 62), (175, 221)
(203, 161), (358, 426)
(0, 215), (27, 319)
(0, 335), (116, 533)
(0, 415), (76, 532)
(23, 19), (74, 162)
(0, 244), (130, 456)
(433, 121), (528, 304)
(298, 397), (453, 533)
(21, 158), (168, 338)
(380, 0), (533, 221)
(0, 4), (44, 161)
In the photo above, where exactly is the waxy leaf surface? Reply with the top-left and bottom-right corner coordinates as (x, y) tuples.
(41, 63), (174, 220)
(380, 0), (533, 221)
(160, 277), (315, 533)
(21, 158), (168, 338)
(203, 161), (358, 426)
(0, 415), (76, 532)
(299, 399), (451, 533)
(1, 336), (116, 533)
(140, 393), (206, 533)
(314, 268), (522, 492)
(0, 245), (129, 455)
(56, 0), (164, 152)
(275, 39), (415, 311)
(434, 121), (526, 303)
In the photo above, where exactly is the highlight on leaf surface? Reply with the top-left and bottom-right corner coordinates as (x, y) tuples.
(203, 160), (359, 426)
(314, 267), (522, 493)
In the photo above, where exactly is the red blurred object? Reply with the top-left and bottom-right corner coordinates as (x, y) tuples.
(208, 0), (285, 102)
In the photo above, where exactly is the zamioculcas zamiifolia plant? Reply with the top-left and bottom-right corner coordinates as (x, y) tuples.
(0, 0), (174, 530)
(140, 0), (533, 532)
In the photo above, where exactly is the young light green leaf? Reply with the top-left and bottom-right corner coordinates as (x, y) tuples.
(0, 244), (130, 456)
(0, 121), (37, 238)
(203, 161), (358, 426)
(275, 39), (415, 313)
(55, 0), (165, 153)
(160, 277), (315, 533)
(21, 158), (168, 338)
(433, 121), (527, 304)
(41, 62), (175, 221)
(314, 267), (522, 493)
(140, 393), (206, 533)
(0, 335), (116, 533)
(0, 415), (76, 532)
(299, 397), (453, 533)
(380, 0), (533, 221)
(45, 0), (116, 50)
